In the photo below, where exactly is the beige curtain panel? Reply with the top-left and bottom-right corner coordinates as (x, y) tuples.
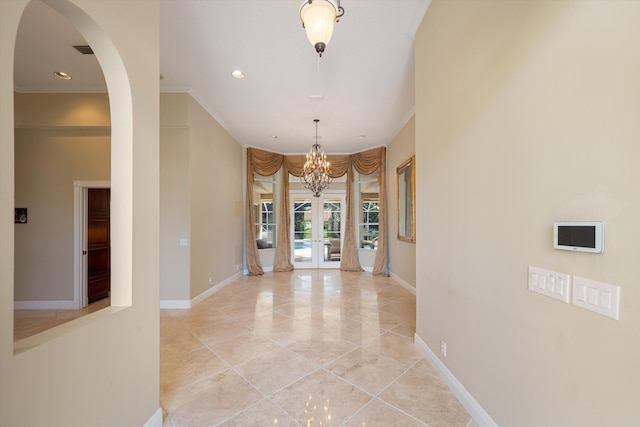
(246, 147), (387, 276)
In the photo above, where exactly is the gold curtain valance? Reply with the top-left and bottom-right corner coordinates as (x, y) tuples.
(248, 148), (284, 180)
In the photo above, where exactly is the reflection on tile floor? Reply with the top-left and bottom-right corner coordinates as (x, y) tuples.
(13, 297), (110, 342)
(161, 271), (473, 426)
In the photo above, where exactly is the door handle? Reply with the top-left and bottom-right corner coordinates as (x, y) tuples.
(83, 250), (87, 255)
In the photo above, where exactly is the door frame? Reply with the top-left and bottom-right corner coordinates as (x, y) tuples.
(73, 180), (110, 309)
(291, 190), (345, 269)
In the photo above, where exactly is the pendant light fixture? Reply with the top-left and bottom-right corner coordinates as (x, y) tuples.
(301, 119), (332, 197)
(299, 0), (344, 57)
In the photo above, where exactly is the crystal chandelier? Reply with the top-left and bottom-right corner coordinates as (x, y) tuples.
(301, 119), (332, 197)
(299, 0), (344, 57)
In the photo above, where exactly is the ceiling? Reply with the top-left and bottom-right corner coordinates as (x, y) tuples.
(13, 0), (430, 154)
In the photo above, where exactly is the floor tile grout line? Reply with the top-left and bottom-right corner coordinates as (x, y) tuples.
(337, 397), (429, 427)
(354, 337), (422, 368)
(319, 345), (433, 426)
(320, 365), (379, 398)
(212, 396), (302, 427)
(160, 344), (235, 393)
(372, 358), (465, 426)
(217, 353), (322, 426)
(163, 354), (428, 425)
(319, 365), (431, 427)
(257, 366), (337, 427)
(160, 365), (235, 404)
(261, 364), (324, 398)
(159, 271), (466, 426)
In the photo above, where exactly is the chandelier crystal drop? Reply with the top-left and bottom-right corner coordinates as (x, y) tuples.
(301, 119), (332, 197)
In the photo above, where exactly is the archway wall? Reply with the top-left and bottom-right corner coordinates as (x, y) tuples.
(0, 1), (161, 426)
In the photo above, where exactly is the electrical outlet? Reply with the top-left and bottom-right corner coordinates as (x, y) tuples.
(440, 340), (447, 358)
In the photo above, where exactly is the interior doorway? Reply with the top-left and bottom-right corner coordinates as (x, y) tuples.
(291, 192), (345, 269)
(73, 180), (110, 309)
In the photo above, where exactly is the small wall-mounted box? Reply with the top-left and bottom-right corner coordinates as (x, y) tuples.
(553, 221), (603, 254)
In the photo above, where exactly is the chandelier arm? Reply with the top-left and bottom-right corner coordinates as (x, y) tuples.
(300, 0), (312, 28)
(336, 0), (344, 20)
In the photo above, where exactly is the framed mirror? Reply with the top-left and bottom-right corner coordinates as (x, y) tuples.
(397, 155), (415, 243)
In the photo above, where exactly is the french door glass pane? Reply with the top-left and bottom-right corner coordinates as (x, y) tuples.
(293, 199), (312, 262)
(323, 199), (341, 262)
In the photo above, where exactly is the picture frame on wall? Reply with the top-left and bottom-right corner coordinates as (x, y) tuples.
(397, 155), (415, 243)
(14, 208), (27, 224)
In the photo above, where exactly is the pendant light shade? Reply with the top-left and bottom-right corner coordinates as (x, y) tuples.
(299, 0), (344, 57)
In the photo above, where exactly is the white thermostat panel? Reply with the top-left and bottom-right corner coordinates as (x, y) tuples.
(553, 221), (603, 253)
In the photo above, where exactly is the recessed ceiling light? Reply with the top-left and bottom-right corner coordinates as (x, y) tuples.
(307, 95), (323, 101)
(270, 135), (278, 139)
(54, 71), (72, 80)
(357, 134), (367, 140)
(231, 70), (245, 79)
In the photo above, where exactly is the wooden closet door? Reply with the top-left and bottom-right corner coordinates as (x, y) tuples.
(87, 188), (110, 303)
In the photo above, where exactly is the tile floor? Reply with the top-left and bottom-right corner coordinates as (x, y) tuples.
(13, 297), (110, 341)
(161, 270), (474, 426)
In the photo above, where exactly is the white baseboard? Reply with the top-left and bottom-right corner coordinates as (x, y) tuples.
(14, 300), (74, 310)
(414, 333), (498, 427)
(159, 299), (191, 309)
(160, 271), (243, 309)
(191, 271), (242, 306)
(390, 272), (416, 295)
(141, 408), (163, 427)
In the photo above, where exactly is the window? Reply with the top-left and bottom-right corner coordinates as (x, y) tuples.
(361, 198), (379, 248)
(356, 172), (379, 250)
(254, 170), (280, 249)
(256, 200), (275, 248)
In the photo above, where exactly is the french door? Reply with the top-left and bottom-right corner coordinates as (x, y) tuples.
(291, 192), (345, 268)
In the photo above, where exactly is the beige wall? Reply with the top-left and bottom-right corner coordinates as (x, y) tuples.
(1, 1), (160, 426)
(387, 116), (416, 287)
(159, 92), (243, 301)
(415, 1), (640, 426)
(14, 94), (110, 302)
(187, 95), (243, 298)
(160, 93), (190, 301)
(15, 92), (111, 127)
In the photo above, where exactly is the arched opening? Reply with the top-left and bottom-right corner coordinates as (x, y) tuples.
(12, 0), (134, 343)
(13, 0), (112, 339)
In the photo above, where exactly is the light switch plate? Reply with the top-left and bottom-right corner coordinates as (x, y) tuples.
(572, 276), (620, 320)
(528, 266), (571, 303)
